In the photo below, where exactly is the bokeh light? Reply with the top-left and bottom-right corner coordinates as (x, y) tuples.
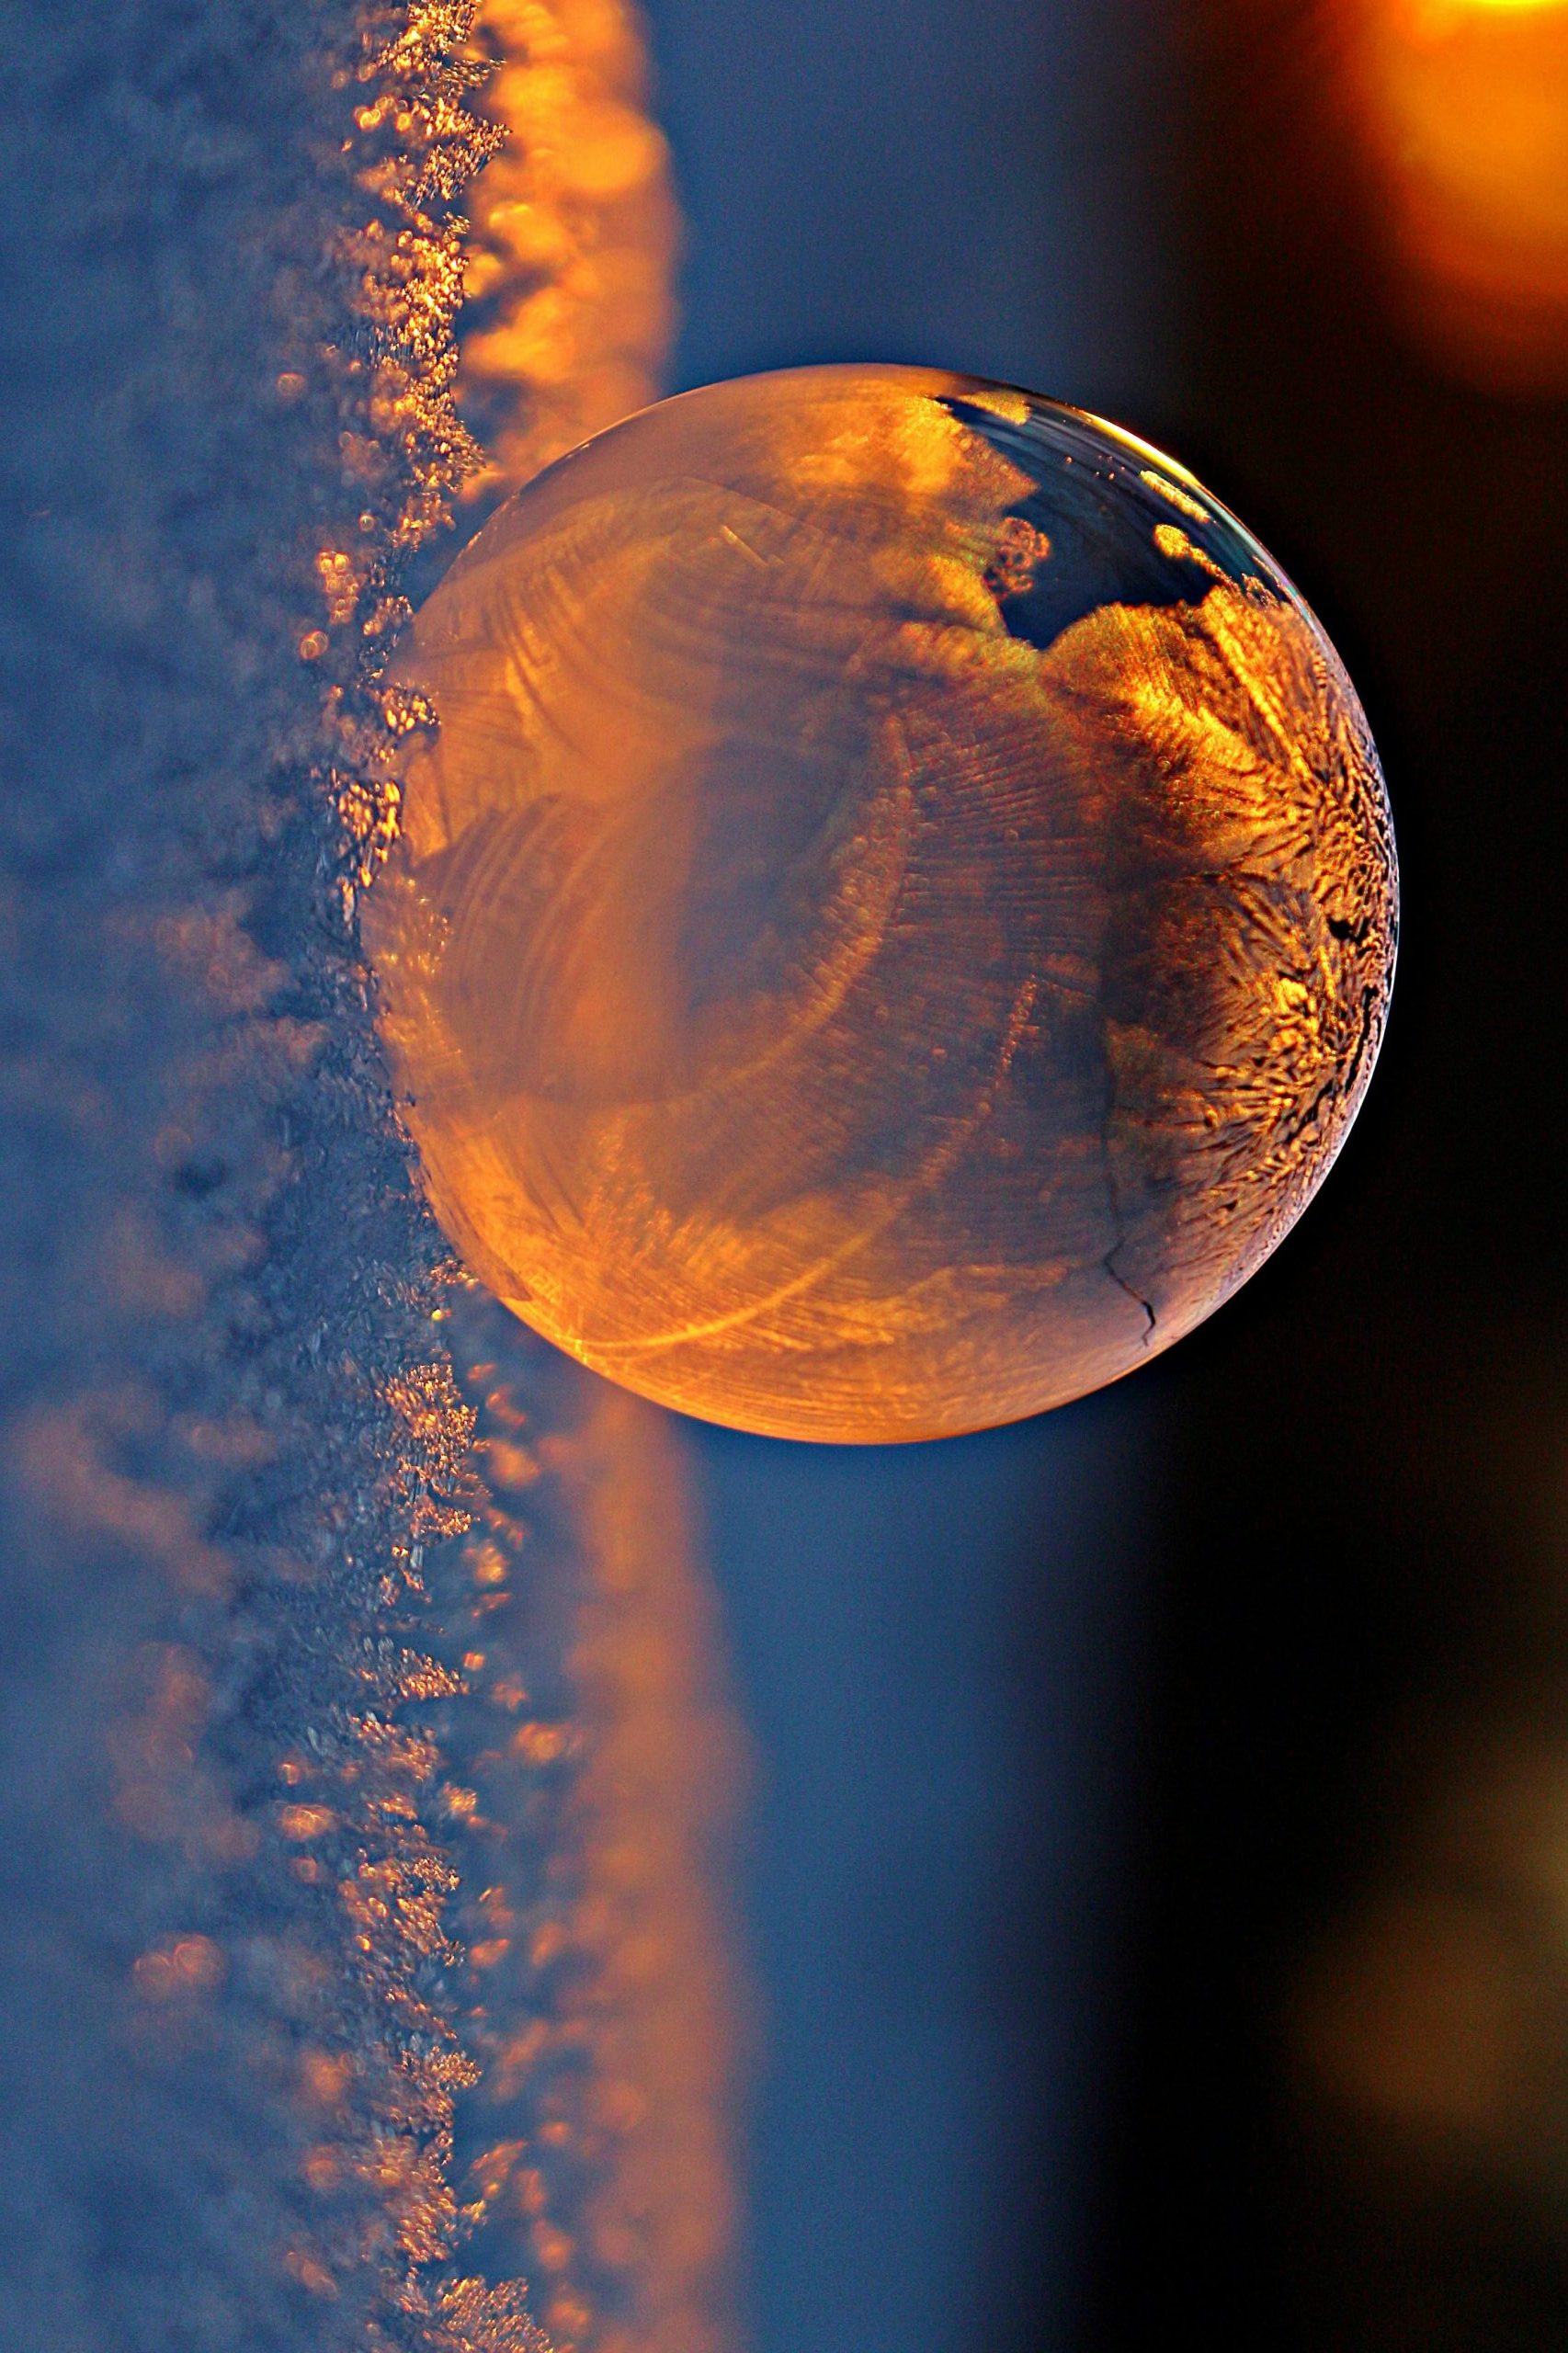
(1345, 0), (1568, 389)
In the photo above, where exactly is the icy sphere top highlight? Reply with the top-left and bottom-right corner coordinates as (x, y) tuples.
(365, 366), (1397, 1442)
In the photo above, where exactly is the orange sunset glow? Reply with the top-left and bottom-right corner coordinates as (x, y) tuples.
(1345, 0), (1568, 387)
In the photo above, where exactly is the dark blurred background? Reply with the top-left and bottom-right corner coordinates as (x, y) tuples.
(638, 2), (1568, 2348)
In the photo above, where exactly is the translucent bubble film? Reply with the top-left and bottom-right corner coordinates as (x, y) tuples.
(365, 365), (1398, 1442)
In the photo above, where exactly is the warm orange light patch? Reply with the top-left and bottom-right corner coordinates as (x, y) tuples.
(1290, 1728), (1568, 2195)
(283, 2247), (340, 2300)
(442, 1314), (749, 2353)
(279, 1802), (339, 1841)
(133, 1934), (226, 2001)
(1347, 0), (1568, 388)
(1408, 0), (1567, 17)
(458, 0), (678, 494)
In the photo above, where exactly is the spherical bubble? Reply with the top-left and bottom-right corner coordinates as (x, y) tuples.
(364, 365), (1397, 1443)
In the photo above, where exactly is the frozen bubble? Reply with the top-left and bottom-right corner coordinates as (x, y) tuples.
(365, 367), (1397, 1441)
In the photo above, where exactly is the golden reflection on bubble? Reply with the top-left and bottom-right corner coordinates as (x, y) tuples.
(365, 366), (1397, 1442)
(1345, 0), (1568, 391)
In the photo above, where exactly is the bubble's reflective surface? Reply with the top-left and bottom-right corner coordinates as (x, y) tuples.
(366, 366), (1397, 1441)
